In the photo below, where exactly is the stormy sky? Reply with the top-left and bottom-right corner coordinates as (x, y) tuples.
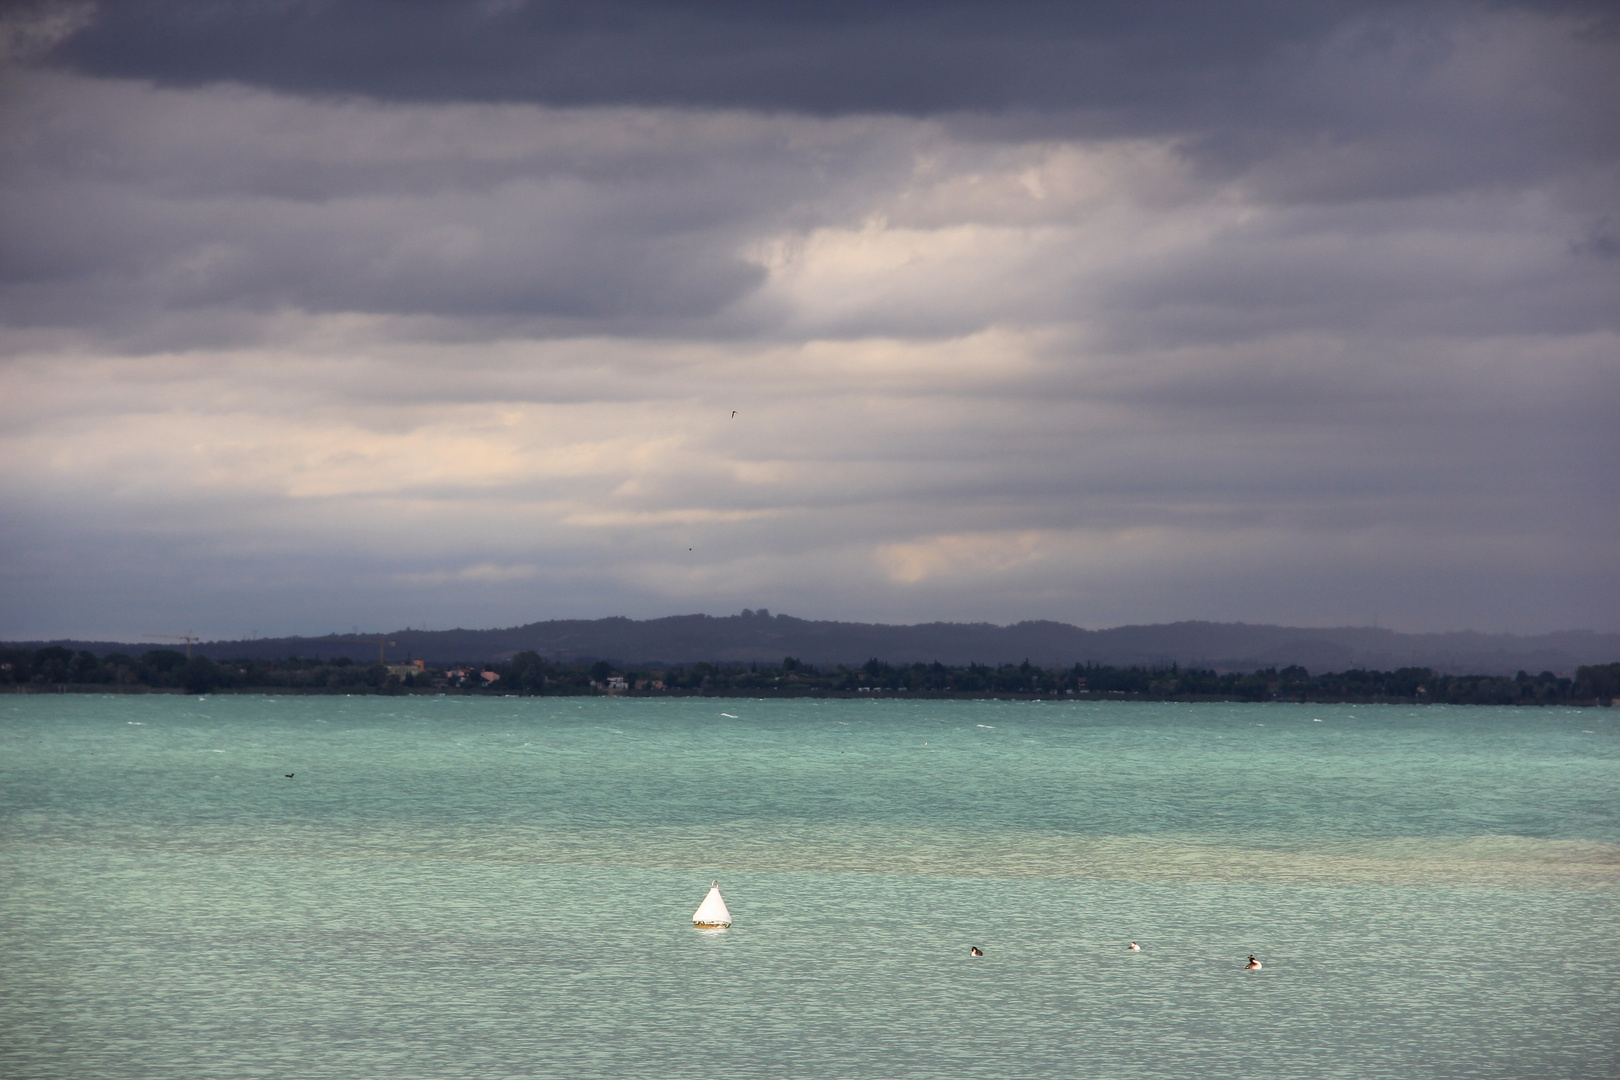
(1, 0), (1616, 641)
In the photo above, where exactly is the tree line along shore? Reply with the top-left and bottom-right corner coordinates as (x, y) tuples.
(4, 646), (1618, 706)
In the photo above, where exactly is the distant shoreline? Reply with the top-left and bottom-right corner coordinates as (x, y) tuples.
(9, 613), (1620, 677)
(5, 684), (1612, 707)
(7, 643), (1615, 706)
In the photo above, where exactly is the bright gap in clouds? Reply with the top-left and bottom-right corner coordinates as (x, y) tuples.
(0, 6), (1617, 640)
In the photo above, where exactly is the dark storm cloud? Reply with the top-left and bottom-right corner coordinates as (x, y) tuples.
(39, 0), (1620, 211)
(44, 3), (1615, 128)
(47, 1), (1403, 113)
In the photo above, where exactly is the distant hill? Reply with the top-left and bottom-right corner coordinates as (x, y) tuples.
(11, 613), (1619, 675)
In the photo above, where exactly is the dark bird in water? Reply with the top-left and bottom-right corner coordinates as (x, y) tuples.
(969, 946), (984, 956)
(285, 773), (294, 778)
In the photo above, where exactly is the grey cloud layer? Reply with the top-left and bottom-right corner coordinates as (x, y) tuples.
(1, 76), (883, 332)
(7, 69), (1612, 346)
(0, 1), (1616, 639)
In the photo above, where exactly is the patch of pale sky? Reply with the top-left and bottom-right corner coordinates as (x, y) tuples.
(395, 562), (539, 586)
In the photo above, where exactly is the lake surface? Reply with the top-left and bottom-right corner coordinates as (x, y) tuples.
(2, 695), (1616, 1079)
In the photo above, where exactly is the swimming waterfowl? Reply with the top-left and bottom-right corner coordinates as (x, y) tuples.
(1127, 941), (1140, 951)
(1245, 955), (1262, 970)
(969, 946), (984, 956)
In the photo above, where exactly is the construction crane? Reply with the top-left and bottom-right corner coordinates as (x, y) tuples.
(370, 638), (396, 664)
(143, 633), (200, 658)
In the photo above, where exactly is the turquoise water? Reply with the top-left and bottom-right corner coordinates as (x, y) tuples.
(2, 696), (1616, 1079)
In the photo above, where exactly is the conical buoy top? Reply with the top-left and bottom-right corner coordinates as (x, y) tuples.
(692, 881), (732, 928)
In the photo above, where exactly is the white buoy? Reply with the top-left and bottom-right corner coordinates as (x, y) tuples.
(692, 881), (732, 928)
